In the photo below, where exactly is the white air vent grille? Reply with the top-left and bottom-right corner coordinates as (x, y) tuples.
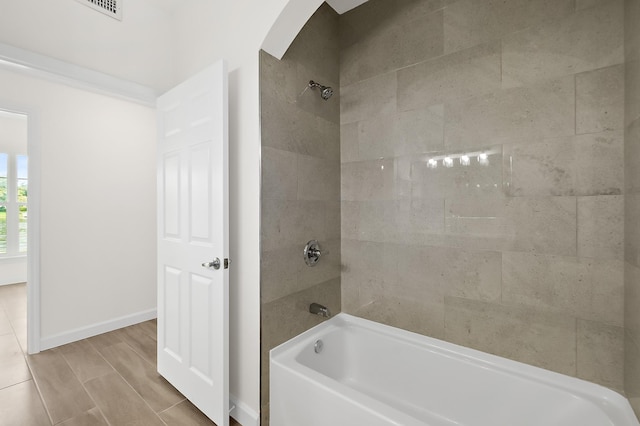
(75, 0), (122, 20)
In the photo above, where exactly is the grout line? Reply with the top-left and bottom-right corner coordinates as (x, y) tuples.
(0, 376), (32, 392)
(574, 74), (578, 136)
(57, 344), (112, 426)
(575, 317), (579, 378)
(116, 328), (158, 370)
(87, 328), (175, 425)
(91, 338), (160, 414)
(157, 397), (189, 416)
(22, 353), (54, 425)
(9, 285), (52, 426)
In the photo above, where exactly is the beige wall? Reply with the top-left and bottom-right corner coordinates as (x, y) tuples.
(259, 4), (341, 424)
(341, 0), (625, 390)
(625, 0), (640, 415)
(0, 68), (157, 341)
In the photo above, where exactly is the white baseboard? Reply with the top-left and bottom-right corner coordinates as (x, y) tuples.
(39, 308), (157, 351)
(230, 394), (260, 426)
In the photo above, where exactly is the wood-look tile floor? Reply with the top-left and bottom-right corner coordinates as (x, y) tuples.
(0, 283), (241, 426)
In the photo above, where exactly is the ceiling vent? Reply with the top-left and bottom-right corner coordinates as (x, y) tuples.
(75, 0), (122, 21)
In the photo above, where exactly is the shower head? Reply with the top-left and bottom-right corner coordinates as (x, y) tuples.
(308, 80), (334, 100)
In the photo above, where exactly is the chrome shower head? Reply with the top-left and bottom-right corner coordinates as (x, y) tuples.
(308, 80), (334, 100)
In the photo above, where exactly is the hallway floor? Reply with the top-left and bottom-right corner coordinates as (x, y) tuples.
(0, 283), (240, 426)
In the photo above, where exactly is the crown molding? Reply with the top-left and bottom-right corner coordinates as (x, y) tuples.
(0, 43), (158, 106)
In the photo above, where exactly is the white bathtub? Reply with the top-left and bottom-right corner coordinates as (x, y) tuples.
(270, 313), (639, 426)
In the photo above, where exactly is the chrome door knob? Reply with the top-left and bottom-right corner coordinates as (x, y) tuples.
(202, 258), (221, 270)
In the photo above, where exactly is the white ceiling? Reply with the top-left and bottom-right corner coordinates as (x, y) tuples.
(150, 0), (369, 15)
(325, 0), (369, 14)
(146, 0), (186, 13)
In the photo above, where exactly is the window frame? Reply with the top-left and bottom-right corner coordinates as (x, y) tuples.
(0, 152), (28, 258)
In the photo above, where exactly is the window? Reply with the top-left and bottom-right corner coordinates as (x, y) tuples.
(0, 153), (28, 256)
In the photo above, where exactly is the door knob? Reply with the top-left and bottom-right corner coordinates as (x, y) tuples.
(202, 258), (221, 270)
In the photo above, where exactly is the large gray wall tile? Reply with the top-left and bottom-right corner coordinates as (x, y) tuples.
(354, 113), (397, 161)
(395, 105), (445, 156)
(502, 0), (624, 87)
(577, 0), (617, 10)
(261, 199), (327, 252)
(395, 244), (502, 302)
(286, 3), (340, 85)
(625, 331), (640, 417)
(412, 147), (503, 199)
(577, 320), (624, 390)
(577, 195), (624, 260)
(627, 0), (640, 63)
(626, 119), (640, 193)
(261, 147), (298, 201)
(626, 264), (640, 419)
(444, 76), (575, 148)
(261, 53), (340, 125)
(576, 65), (625, 134)
(341, 7), (444, 86)
(340, 122), (359, 163)
(341, 240), (396, 311)
(298, 240), (341, 293)
(297, 155), (340, 201)
(444, 0), (575, 54)
(295, 67), (340, 125)
(341, 159), (395, 201)
(502, 252), (623, 326)
(261, 92), (340, 160)
(625, 262), (640, 344)
(397, 42), (501, 111)
(444, 296), (577, 376)
(340, 0), (445, 48)
(627, 60), (640, 126)
(393, 198), (446, 243)
(261, 246), (299, 304)
(262, 279), (341, 352)
(356, 200), (395, 242)
(355, 296), (445, 339)
(260, 50), (298, 104)
(503, 132), (623, 197)
(626, 193), (640, 266)
(446, 196), (578, 256)
(341, 72), (397, 125)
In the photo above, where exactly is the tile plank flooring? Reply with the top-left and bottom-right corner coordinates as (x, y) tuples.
(0, 283), (240, 426)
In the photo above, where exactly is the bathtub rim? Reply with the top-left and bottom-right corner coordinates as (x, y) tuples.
(270, 313), (639, 425)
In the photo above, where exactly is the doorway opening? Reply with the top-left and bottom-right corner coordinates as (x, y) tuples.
(0, 110), (28, 353)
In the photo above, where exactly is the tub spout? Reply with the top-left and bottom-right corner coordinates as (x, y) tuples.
(310, 303), (331, 318)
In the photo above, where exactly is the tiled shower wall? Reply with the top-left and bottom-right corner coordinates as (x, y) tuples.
(340, 0), (625, 389)
(259, 4), (341, 423)
(625, 0), (640, 415)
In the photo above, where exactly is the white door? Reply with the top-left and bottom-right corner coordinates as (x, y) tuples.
(157, 61), (229, 426)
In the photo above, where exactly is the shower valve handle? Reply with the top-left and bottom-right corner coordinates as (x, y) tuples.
(303, 240), (328, 267)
